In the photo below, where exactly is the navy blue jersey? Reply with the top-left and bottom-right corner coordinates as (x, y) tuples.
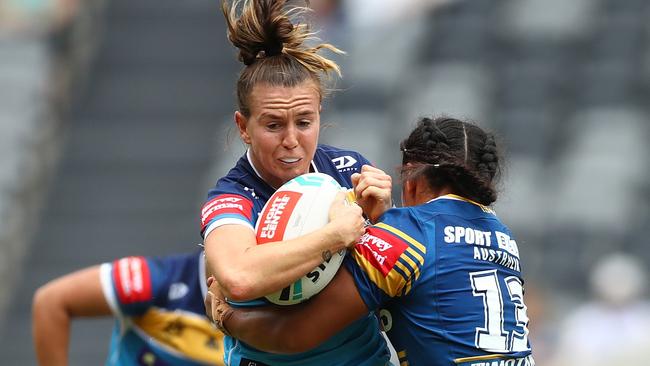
(199, 145), (390, 366)
(344, 195), (534, 366)
(200, 145), (370, 237)
(99, 251), (224, 365)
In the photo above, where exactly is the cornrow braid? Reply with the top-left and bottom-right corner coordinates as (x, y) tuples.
(400, 117), (501, 206)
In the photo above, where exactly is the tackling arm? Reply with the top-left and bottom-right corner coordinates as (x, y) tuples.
(32, 266), (112, 366)
(207, 266), (370, 354)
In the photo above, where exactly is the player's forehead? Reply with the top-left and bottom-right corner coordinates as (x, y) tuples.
(248, 81), (320, 116)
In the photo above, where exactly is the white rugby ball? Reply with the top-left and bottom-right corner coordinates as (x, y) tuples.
(255, 172), (347, 305)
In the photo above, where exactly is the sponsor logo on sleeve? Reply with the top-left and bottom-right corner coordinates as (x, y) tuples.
(355, 228), (407, 276)
(112, 256), (152, 305)
(256, 191), (302, 243)
(201, 194), (253, 228)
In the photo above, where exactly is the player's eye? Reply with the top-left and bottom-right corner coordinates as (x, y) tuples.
(297, 119), (312, 128)
(266, 122), (282, 131)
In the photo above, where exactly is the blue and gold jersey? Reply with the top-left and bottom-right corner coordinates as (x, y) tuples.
(345, 195), (534, 366)
(99, 251), (225, 366)
(199, 145), (390, 366)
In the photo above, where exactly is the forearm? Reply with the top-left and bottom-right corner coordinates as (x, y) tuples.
(218, 268), (370, 353)
(32, 290), (71, 366)
(206, 223), (347, 301)
(227, 307), (302, 353)
(32, 266), (112, 365)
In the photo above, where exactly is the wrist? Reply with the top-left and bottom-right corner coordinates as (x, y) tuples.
(321, 222), (347, 251)
(212, 297), (234, 337)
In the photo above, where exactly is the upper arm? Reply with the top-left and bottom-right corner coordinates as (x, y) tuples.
(200, 193), (255, 240)
(204, 224), (256, 283)
(284, 266), (370, 351)
(344, 216), (428, 309)
(33, 265), (112, 318)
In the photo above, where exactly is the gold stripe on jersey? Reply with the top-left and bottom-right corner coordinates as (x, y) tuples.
(393, 260), (415, 295)
(399, 250), (423, 281)
(352, 252), (408, 297)
(132, 308), (224, 364)
(371, 222), (427, 295)
(375, 223), (427, 256)
(454, 354), (506, 363)
(398, 350), (409, 366)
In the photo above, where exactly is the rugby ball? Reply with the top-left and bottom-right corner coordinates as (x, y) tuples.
(255, 172), (348, 305)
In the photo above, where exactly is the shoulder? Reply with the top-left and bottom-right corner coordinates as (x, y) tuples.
(315, 144), (371, 170)
(313, 145), (371, 188)
(350, 208), (428, 296)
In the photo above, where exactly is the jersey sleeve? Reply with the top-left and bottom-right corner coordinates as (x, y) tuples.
(99, 255), (176, 316)
(344, 208), (428, 310)
(200, 191), (255, 239)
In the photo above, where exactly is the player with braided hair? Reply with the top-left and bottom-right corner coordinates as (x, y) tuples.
(206, 116), (535, 366)
(400, 116), (500, 206)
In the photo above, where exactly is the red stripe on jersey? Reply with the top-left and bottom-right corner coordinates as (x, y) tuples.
(354, 227), (408, 277)
(256, 191), (302, 244)
(201, 194), (253, 229)
(112, 256), (153, 304)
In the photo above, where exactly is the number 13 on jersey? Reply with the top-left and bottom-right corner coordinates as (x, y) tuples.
(470, 269), (530, 353)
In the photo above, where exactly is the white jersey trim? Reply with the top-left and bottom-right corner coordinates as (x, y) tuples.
(199, 252), (208, 301)
(100, 263), (121, 317)
(204, 218), (255, 239)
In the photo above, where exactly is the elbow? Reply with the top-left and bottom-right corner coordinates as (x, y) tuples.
(218, 273), (259, 302)
(32, 285), (50, 316)
(32, 284), (61, 321)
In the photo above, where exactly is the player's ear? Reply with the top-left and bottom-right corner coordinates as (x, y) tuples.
(235, 111), (251, 145)
(402, 179), (416, 206)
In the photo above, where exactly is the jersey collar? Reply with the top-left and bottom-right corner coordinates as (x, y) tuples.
(427, 194), (495, 214)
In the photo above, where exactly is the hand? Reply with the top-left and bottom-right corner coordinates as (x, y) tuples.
(328, 192), (366, 248)
(351, 165), (392, 223)
(205, 276), (234, 336)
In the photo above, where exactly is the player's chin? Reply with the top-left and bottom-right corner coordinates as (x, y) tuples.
(278, 164), (309, 178)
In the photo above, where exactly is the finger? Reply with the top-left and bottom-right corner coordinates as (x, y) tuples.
(205, 292), (214, 320)
(206, 276), (214, 288)
(355, 178), (391, 199)
(351, 172), (361, 186)
(361, 165), (387, 175)
(359, 186), (392, 201)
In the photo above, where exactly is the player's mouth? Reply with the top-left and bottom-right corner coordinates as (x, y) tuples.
(279, 157), (301, 165)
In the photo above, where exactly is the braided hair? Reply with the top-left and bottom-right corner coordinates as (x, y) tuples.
(400, 117), (501, 205)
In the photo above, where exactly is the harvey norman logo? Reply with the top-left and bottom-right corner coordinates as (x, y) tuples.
(257, 192), (301, 243)
(201, 195), (245, 225)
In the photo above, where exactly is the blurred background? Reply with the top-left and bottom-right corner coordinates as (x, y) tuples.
(1, 0), (649, 364)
